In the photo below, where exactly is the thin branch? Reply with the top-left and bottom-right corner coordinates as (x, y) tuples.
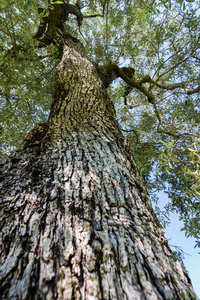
(192, 55), (200, 62)
(128, 104), (148, 109)
(113, 42), (127, 64)
(113, 16), (141, 64)
(186, 85), (200, 95)
(20, 53), (54, 62)
(105, 0), (109, 60)
(157, 54), (192, 81)
(8, 10), (18, 59)
(149, 78), (187, 91)
(0, 25), (13, 38)
(156, 36), (200, 81)
(83, 14), (103, 18)
(30, 61), (59, 90)
(120, 128), (139, 143)
(157, 130), (199, 138)
(106, 44), (125, 47)
(113, 26), (132, 64)
(152, 37), (195, 80)
(101, 0), (107, 17)
(145, 0), (157, 11)
(149, 77), (200, 95)
(140, 74), (200, 96)
(3, 43), (55, 62)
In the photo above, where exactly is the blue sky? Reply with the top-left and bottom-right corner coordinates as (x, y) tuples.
(165, 213), (200, 298)
(157, 192), (200, 298)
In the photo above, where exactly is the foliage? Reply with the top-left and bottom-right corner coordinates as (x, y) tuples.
(0, 0), (200, 247)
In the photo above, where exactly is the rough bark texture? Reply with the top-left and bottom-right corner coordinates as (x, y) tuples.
(0, 36), (198, 300)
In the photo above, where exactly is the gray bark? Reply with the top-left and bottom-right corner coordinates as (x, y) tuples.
(0, 36), (198, 300)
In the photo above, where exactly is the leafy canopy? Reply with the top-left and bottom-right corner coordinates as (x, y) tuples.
(0, 0), (200, 248)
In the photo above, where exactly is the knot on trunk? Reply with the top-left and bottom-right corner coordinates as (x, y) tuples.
(24, 122), (48, 147)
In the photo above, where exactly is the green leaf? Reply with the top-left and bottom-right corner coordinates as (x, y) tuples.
(51, 1), (64, 4)
(0, 3), (7, 8)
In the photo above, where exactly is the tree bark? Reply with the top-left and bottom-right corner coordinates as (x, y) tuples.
(0, 36), (198, 300)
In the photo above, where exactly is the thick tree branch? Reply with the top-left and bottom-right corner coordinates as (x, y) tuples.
(96, 58), (200, 125)
(3, 2), (84, 58)
(111, 65), (155, 102)
(112, 65), (161, 122)
(33, 3), (83, 47)
(95, 63), (161, 122)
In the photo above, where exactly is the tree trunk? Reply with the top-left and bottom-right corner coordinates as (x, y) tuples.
(0, 36), (198, 300)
